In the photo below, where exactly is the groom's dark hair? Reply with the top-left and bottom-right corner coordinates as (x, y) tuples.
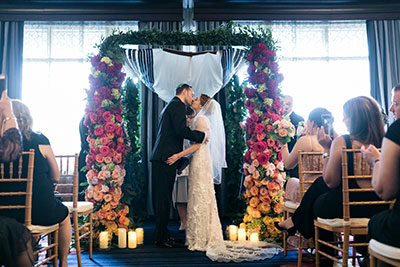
(176, 83), (192, 95)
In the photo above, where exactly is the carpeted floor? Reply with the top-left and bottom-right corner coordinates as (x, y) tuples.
(67, 219), (300, 267)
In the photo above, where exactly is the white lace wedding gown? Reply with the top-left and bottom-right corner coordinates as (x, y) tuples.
(186, 115), (282, 262)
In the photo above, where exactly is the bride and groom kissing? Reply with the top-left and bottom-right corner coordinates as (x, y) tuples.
(150, 84), (281, 261)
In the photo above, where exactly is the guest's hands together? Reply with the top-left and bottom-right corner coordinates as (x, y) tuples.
(166, 153), (180, 165)
(317, 126), (333, 149)
(361, 144), (380, 166)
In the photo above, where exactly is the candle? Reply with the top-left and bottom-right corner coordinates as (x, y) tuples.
(135, 228), (144, 245)
(238, 228), (246, 241)
(118, 228), (127, 248)
(99, 231), (109, 249)
(128, 231), (137, 249)
(228, 225), (238, 241)
(249, 232), (259, 242)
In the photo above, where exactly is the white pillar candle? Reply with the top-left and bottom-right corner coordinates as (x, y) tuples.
(238, 228), (246, 241)
(118, 228), (127, 248)
(135, 228), (144, 245)
(228, 225), (238, 241)
(249, 232), (259, 242)
(99, 231), (109, 249)
(128, 231), (137, 249)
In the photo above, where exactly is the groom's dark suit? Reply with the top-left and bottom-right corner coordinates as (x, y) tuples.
(151, 96), (205, 245)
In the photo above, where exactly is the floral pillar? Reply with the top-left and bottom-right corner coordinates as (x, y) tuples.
(242, 43), (295, 241)
(84, 55), (131, 238)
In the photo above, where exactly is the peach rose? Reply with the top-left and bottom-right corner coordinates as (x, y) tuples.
(110, 201), (119, 208)
(252, 159), (259, 167)
(258, 202), (271, 213)
(87, 190), (94, 199)
(104, 156), (112, 164)
(113, 192), (122, 202)
(278, 128), (288, 137)
(93, 191), (104, 201)
(252, 209), (261, 218)
(253, 170), (260, 179)
(112, 169), (121, 179)
(107, 210), (117, 221)
(97, 209), (107, 220)
(256, 132), (266, 141)
(260, 195), (271, 204)
(100, 137), (109, 145)
(250, 186), (259, 196)
(107, 133), (115, 140)
(103, 194), (112, 202)
(273, 204), (282, 214)
(114, 153), (122, 164)
(250, 151), (257, 160)
(249, 197), (260, 207)
(254, 180), (262, 187)
(95, 153), (104, 163)
(259, 186), (268, 196)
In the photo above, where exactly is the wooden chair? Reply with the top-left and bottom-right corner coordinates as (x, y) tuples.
(314, 148), (392, 267)
(0, 149), (59, 267)
(282, 151), (323, 267)
(369, 239), (400, 267)
(55, 154), (93, 267)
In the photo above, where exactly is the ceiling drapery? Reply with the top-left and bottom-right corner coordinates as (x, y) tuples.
(122, 46), (245, 101)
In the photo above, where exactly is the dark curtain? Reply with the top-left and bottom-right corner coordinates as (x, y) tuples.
(138, 21), (182, 216)
(0, 22), (24, 99)
(366, 20), (400, 120)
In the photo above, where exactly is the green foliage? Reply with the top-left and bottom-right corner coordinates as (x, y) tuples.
(223, 75), (247, 221)
(98, 23), (277, 63)
(121, 78), (147, 225)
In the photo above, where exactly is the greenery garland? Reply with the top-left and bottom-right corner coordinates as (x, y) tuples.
(223, 75), (247, 222)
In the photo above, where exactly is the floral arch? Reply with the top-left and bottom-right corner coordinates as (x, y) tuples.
(83, 23), (293, 244)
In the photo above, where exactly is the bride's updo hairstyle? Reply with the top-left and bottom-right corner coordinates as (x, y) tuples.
(199, 94), (211, 107)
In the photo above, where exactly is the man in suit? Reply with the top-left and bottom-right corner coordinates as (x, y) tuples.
(151, 83), (205, 248)
(282, 95), (304, 178)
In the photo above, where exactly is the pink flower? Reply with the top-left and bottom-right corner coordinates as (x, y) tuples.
(102, 111), (112, 122)
(115, 114), (122, 122)
(114, 153), (122, 164)
(89, 147), (99, 155)
(257, 153), (270, 165)
(254, 123), (265, 134)
(100, 146), (110, 157)
(253, 141), (267, 153)
(115, 126), (123, 137)
(259, 187), (268, 196)
(250, 113), (259, 123)
(92, 95), (102, 107)
(104, 122), (116, 133)
(112, 169), (121, 179)
(95, 153), (104, 163)
(94, 127), (104, 137)
(89, 112), (98, 124)
(116, 143), (125, 153)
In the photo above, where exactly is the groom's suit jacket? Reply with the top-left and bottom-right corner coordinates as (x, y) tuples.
(151, 96), (205, 162)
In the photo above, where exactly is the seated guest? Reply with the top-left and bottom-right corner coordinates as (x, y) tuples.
(360, 85), (400, 249)
(282, 107), (333, 203)
(0, 89), (34, 267)
(276, 96), (387, 262)
(12, 100), (71, 267)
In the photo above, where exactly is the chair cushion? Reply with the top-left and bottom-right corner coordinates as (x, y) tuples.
(284, 201), (300, 210)
(369, 239), (400, 260)
(63, 201), (94, 213)
(27, 224), (59, 234)
(317, 217), (369, 227)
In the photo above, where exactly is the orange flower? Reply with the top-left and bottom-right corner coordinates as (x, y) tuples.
(260, 195), (271, 204)
(119, 215), (130, 226)
(256, 132), (266, 141)
(112, 169), (121, 179)
(254, 180), (262, 187)
(106, 210), (117, 221)
(113, 192), (122, 202)
(110, 200), (119, 208)
(93, 190), (104, 201)
(114, 153), (122, 164)
(97, 209), (107, 220)
(103, 194), (112, 202)
(253, 170), (260, 180)
(100, 137), (109, 145)
(95, 153), (104, 163)
(104, 156), (112, 164)
(259, 186), (268, 196)
(250, 186), (259, 196)
(249, 197), (260, 207)
(252, 209), (261, 218)
(107, 133), (115, 140)
(273, 204), (282, 214)
(258, 202), (271, 213)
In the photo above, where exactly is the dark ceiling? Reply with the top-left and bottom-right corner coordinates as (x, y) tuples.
(0, 0), (399, 21)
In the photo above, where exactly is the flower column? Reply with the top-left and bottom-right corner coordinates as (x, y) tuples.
(84, 55), (131, 238)
(242, 43), (295, 241)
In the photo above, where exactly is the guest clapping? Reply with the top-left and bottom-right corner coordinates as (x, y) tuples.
(12, 100), (72, 267)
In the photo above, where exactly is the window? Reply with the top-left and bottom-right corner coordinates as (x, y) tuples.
(237, 21), (369, 134)
(23, 21), (138, 154)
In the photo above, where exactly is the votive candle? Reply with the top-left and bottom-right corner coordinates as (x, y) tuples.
(128, 231), (137, 249)
(118, 228), (127, 248)
(249, 232), (259, 242)
(238, 228), (246, 241)
(228, 225), (238, 241)
(135, 228), (144, 245)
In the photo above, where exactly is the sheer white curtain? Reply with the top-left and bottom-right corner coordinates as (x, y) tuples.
(236, 21), (370, 134)
(22, 21), (138, 154)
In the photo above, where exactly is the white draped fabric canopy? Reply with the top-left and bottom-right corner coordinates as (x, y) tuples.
(122, 46), (245, 101)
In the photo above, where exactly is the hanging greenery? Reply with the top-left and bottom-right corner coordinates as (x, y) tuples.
(223, 75), (247, 222)
(121, 78), (146, 224)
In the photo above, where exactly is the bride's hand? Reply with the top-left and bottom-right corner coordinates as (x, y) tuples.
(166, 154), (180, 165)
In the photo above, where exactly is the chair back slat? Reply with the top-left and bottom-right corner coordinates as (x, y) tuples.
(0, 149), (34, 226)
(55, 154), (79, 207)
(341, 148), (392, 222)
(298, 151), (323, 200)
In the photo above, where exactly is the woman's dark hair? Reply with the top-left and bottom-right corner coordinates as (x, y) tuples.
(343, 96), (385, 147)
(176, 83), (192, 95)
(199, 94), (211, 107)
(308, 107), (333, 129)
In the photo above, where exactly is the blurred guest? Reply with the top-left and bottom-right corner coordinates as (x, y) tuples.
(0, 87), (34, 267)
(12, 100), (71, 267)
(78, 116), (88, 200)
(282, 95), (304, 178)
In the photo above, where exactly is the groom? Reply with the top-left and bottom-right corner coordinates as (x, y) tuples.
(151, 83), (205, 248)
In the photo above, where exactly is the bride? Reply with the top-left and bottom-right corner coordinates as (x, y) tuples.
(166, 94), (282, 262)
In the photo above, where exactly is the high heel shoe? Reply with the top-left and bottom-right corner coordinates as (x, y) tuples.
(274, 221), (296, 236)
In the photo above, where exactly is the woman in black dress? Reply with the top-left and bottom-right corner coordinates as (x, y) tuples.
(0, 89), (34, 267)
(12, 100), (71, 267)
